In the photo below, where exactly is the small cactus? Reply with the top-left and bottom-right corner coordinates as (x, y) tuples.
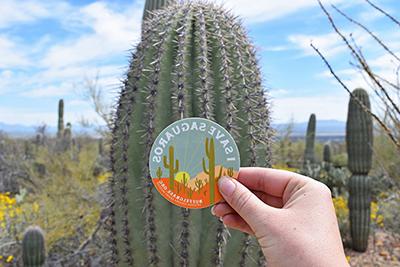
(303, 113), (316, 165)
(156, 166), (163, 179)
(57, 99), (64, 138)
(226, 167), (234, 177)
(22, 226), (46, 267)
(62, 122), (72, 151)
(323, 144), (331, 163)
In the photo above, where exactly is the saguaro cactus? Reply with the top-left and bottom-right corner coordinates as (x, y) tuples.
(142, 0), (176, 21)
(63, 122), (72, 151)
(22, 226), (46, 267)
(304, 113), (316, 165)
(346, 88), (373, 252)
(109, 2), (272, 266)
(163, 146), (179, 191)
(57, 99), (64, 138)
(202, 138), (223, 205)
(323, 144), (331, 163)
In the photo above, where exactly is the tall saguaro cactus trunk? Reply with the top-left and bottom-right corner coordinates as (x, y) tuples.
(109, 2), (272, 267)
(346, 88), (373, 252)
(303, 113), (316, 165)
(57, 99), (64, 138)
(22, 226), (46, 267)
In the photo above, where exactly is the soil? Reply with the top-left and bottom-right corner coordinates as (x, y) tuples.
(346, 230), (400, 266)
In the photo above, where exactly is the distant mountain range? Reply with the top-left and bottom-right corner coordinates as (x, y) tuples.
(0, 122), (98, 137)
(0, 120), (346, 139)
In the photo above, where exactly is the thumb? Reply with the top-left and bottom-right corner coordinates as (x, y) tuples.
(218, 176), (274, 230)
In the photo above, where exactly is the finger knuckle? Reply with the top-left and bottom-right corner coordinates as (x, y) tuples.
(315, 181), (332, 197)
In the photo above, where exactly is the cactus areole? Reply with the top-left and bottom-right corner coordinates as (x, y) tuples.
(149, 118), (240, 209)
(109, 2), (272, 266)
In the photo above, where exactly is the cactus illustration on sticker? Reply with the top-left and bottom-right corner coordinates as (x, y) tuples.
(149, 118), (240, 209)
(202, 137), (223, 205)
(163, 146), (179, 191)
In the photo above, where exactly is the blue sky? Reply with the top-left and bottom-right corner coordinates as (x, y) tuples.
(0, 0), (399, 126)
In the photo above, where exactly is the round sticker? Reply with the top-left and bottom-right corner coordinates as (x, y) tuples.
(149, 118), (240, 209)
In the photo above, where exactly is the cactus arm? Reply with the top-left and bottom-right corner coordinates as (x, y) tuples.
(202, 158), (209, 174)
(175, 159), (179, 173)
(217, 166), (223, 179)
(163, 155), (169, 168)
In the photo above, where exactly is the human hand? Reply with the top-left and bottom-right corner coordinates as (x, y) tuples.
(212, 167), (349, 267)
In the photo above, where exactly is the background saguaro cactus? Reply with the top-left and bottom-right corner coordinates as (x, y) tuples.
(109, 2), (272, 266)
(22, 226), (46, 267)
(57, 99), (64, 138)
(323, 144), (331, 163)
(346, 88), (373, 252)
(304, 113), (316, 165)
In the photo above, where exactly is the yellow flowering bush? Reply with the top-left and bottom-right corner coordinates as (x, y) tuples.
(0, 141), (103, 265)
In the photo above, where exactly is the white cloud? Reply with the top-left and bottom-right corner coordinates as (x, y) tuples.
(0, 0), (48, 28)
(41, 2), (142, 68)
(20, 83), (72, 98)
(288, 32), (346, 58)
(272, 93), (349, 123)
(0, 36), (31, 68)
(0, 0), (72, 28)
(215, 0), (349, 23)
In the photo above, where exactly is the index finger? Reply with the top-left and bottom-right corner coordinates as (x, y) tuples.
(237, 167), (308, 198)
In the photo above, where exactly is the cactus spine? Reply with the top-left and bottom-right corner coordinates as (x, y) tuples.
(57, 99), (64, 138)
(346, 88), (373, 252)
(110, 2), (272, 266)
(304, 113), (316, 165)
(22, 226), (46, 267)
(163, 146), (179, 191)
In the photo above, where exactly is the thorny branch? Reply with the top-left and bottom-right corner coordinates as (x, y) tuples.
(313, 0), (400, 152)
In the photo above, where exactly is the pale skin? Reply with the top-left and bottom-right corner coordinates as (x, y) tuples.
(212, 167), (349, 267)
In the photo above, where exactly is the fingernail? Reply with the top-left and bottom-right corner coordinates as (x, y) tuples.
(218, 176), (236, 197)
(211, 205), (216, 215)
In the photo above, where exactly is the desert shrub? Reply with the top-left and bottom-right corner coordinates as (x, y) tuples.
(0, 139), (107, 265)
(333, 195), (385, 246)
(300, 162), (350, 197)
(376, 190), (400, 234)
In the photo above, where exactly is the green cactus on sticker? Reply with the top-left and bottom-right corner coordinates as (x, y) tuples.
(163, 145), (179, 191)
(156, 166), (163, 180)
(202, 137), (223, 205)
(226, 167), (234, 177)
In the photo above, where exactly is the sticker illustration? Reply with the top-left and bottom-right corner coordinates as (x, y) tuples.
(149, 118), (240, 209)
